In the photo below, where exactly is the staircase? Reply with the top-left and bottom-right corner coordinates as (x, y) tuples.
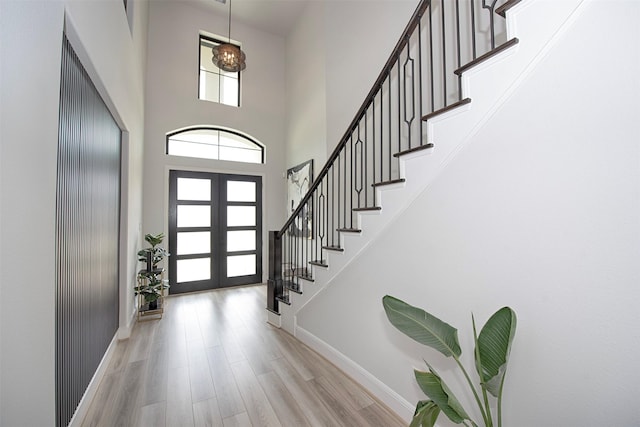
(268, 0), (522, 327)
(267, 0), (585, 417)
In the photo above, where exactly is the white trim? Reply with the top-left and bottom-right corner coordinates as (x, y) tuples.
(118, 304), (137, 340)
(67, 333), (119, 427)
(266, 309), (282, 328)
(295, 326), (414, 421)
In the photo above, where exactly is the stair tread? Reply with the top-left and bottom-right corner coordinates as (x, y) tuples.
(495, 0), (521, 17)
(337, 228), (362, 233)
(373, 178), (405, 187)
(276, 294), (291, 305)
(309, 260), (328, 268)
(422, 98), (472, 122)
(454, 38), (519, 76)
(322, 245), (344, 252)
(283, 280), (303, 293)
(395, 143), (434, 158)
(296, 274), (314, 283)
(353, 206), (382, 212)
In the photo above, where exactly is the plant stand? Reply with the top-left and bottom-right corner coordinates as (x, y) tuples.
(137, 268), (166, 321)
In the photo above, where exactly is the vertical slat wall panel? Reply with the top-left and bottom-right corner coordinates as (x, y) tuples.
(55, 35), (121, 427)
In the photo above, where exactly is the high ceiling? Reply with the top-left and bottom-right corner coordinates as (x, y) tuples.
(191, 0), (311, 38)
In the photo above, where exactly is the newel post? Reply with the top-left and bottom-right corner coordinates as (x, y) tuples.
(267, 230), (282, 314)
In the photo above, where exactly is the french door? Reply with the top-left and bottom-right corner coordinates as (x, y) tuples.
(168, 170), (262, 294)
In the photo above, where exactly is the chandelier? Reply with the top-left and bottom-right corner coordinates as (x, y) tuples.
(212, 0), (246, 72)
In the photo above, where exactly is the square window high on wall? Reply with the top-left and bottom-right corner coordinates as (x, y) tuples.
(199, 35), (241, 107)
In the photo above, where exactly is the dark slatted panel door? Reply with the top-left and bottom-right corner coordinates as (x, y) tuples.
(55, 35), (121, 427)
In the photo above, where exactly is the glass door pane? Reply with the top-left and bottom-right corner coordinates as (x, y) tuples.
(177, 258), (211, 282)
(177, 231), (211, 255)
(177, 205), (211, 227)
(227, 254), (256, 277)
(227, 206), (256, 226)
(177, 178), (210, 201)
(227, 230), (256, 251)
(227, 181), (256, 202)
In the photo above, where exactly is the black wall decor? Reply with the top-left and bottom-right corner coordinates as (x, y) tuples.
(55, 35), (121, 427)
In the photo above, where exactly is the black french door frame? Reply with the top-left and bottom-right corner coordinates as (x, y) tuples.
(168, 170), (262, 294)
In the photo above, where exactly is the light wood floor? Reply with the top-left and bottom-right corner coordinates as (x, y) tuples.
(81, 284), (406, 427)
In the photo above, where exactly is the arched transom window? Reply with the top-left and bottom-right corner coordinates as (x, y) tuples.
(167, 127), (264, 164)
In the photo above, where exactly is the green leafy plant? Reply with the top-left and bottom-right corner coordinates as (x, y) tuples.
(135, 233), (170, 305)
(382, 295), (516, 427)
(134, 271), (168, 304)
(137, 233), (169, 270)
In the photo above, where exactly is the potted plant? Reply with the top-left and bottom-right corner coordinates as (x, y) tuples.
(135, 233), (169, 311)
(382, 295), (517, 427)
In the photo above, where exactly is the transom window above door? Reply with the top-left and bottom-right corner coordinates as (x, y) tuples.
(167, 127), (264, 164)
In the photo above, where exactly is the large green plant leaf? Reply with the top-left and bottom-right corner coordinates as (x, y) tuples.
(414, 368), (470, 424)
(410, 400), (441, 427)
(145, 233), (164, 247)
(475, 307), (517, 397)
(382, 295), (461, 358)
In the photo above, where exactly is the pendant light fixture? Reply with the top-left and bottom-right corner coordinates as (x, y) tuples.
(212, 0), (246, 72)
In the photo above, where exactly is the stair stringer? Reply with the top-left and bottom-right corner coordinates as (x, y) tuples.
(280, 0), (588, 420)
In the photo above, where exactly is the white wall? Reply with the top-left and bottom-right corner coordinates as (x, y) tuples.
(0, 0), (148, 424)
(286, 1), (328, 170)
(298, 1), (640, 425)
(143, 1), (287, 281)
(284, 0), (418, 174)
(323, 0), (419, 154)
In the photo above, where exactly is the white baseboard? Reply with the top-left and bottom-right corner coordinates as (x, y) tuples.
(295, 326), (414, 421)
(67, 332), (120, 427)
(118, 303), (138, 339)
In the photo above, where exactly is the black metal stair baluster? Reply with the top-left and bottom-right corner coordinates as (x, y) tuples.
(309, 199), (312, 274)
(482, 0), (498, 49)
(303, 203), (308, 279)
(301, 207), (304, 280)
(364, 112), (368, 207)
(330, 165), (335, 247)
(388, 77), (392, 182)
(403, 40), (415, 150)
(379, 89), (383, 186)
(294, 213), (298, 286)
(456, 0), (463, 100)
(350, 133), (353, 220)
(313, 193), (317, 264)
(297, 208), (301, 281)
(418, 18), (424, 146)
(355, 126), (362, 209)
(372, 96), (377, 205)
(337, 151), (341, 232)
(343, 146), (347, 230)
(471, 0), (477, 60)
(429, 3), (435, 113)
(313, 190), (318, 264)
(319, 189), (325, 264)
(290, 223), (294, 286)
(287, 229), (292, 299)
(397, 56), (401, 160)
(442, 0), (448, 107)
(324, 177), (328, 257)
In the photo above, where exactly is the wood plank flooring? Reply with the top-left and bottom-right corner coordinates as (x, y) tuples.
(81, 284), (406, 427)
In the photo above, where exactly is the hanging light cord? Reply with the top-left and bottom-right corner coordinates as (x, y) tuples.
(227, 0), (232, 43)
